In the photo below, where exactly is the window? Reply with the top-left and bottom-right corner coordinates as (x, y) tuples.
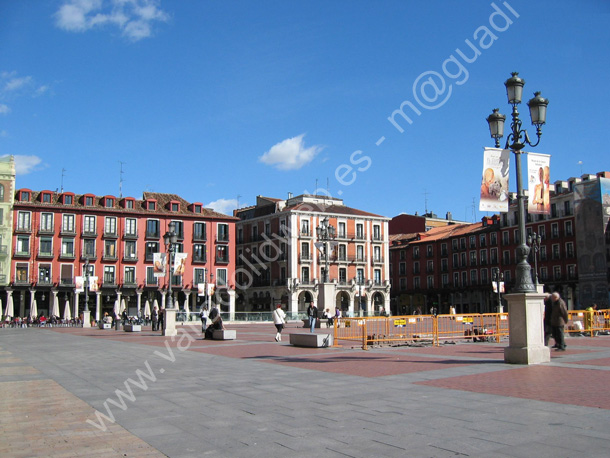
(38, 265), (51, 284)
(565, 221), (573, 236)
(552, 244), (560, 259)
(40, 213), (53, 232)
(374, 246), (381, 262)
(413, 277), (420, 289)
(481, 269), (488, 284)
(551, 223), (559, 238)
(104, 266), (115, 284)
(413, 246), (420, 258)
(470, 270), (478, 284)
(400, 278), (407, 290)
(105, 198), (114, 208)
(356, 245), (364, 261)
(60, 264), (73, 285)
(172, 220), (184, 239)
(502, 231), (510, 245)
(146, 266), (157, 285)
(356, 268), (364, 284)
(427, 276), (434, 288)
(339, 268), (347, 283)
(480, 234), (487, 247)
(413, 261), (420, 274)
(452, 239), (458, 251)
(540, 245), (547, 261)
(454, 272), (460, 287)
(216, 245), (229, 263)
(16, 236), (30, 255)
(373, 225), (381, 240)
(442, 274), (449, 287)
(61, 238), (74, 257)
(553, 265), (561, 280)
(503, 250), (510, 265)
(145, 242), (159, 261)
(147, 201), (156, 210)
(83, 239), (96, 258)
(374, 269), (381, 285)
(193, 222), (206, 240)
(124, 267), (136, 285)
(0, 184), (3, 202)
(441, 243), (448, 256)
(251, 225), (258, 241)
(217, 223), (229, 242)
(338, 244), (347, 261)
(193, 204), (201, 213)
(83, 215), (96, 235)
(194, 268), (205, 285)
(62, 214), (75, 233)
(338, 222), (346, 238)
(39, 237), (53, 256)
(469, 236), (476, 248)
(480, 249), (488, 265)
(427, 245), (433, 257)
(356, 223), (364, 239)
(567, 264), (576, 279)
(20, 191), (30, 202)
(301, 266), (310, 283)
(490, 248), (498, 264)
(441, 259), (448, 272)
(104, 240), (116, 259)
(566, 242), (574, 258)
(146, 219), (160, 238)
(125, 199), (134, 209)
(171, 203), (179, 212)
(104, 217), (117, 236)
(427, 260), (434, 273)
(400, 250), (406, 260)
(16, 263), (29, 282)
(216, 269), (227, 286)
(301, 219), (309, 235)
(538, 225), (546, 239)
(301, 242), (310, 260)
(399, 262), (406, 275)
(64, 195), (73, 205)
(470, 251), (477, 266)
(452, 253), (459, 268)
(564, 200), (571, 216)
(193, 244), (206, 262)
(490, 232), (497, 245)
(85, 196), (94, 206)
(124, 240), (137, 260)
(17, 211), (31, 231)
(125, 218), (137, 237)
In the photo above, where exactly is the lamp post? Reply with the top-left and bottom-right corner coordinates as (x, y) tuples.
(486, 72), (549, 293)
(358, 280), (364, 317)
(316, 216), (336, 283)
(527, 232), (542, 287)
(487, 72), (550, 365)
(162, 222), (179, 336)
(492, 267), (504, 313)
(81, 257), (92, 327)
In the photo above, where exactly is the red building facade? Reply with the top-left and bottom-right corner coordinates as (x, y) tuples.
(7, 189), (237, 321)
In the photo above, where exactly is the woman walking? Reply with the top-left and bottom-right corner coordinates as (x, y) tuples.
(273, 303), (286, 342)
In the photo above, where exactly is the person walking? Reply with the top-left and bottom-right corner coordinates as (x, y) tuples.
(152, 306), (159, 331)
(273, 304), (286, 342)
(158, 307), (165, 333)
(550, 292), (569, 351)
(543, 294), (554, 347)
(307, 302), (318, 333)
(200, 306), (208, 334)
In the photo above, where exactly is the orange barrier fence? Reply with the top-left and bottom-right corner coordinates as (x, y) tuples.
(334, 310), (609, 349)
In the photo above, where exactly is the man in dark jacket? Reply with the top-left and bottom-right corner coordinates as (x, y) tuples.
(550, 292), (569, 351)
(307, 302), (318, 333)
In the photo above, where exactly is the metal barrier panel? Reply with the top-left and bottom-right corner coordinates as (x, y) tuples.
(436, 314), (505, 343)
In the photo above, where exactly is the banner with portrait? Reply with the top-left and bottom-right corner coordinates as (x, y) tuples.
(75, 276), (99, 293)
(173, 252), (188, 275)
(479, 147), (510, 212)
(527, 152), (551, 215)
(153, 252), (166, 277)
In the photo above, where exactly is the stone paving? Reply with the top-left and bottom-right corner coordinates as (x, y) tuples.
(1, 323), (610, 457)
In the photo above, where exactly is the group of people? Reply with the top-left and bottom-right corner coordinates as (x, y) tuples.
(543, 292), (569, 351)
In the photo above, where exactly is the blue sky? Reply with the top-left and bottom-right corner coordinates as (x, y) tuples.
(1, 0), (609, 221)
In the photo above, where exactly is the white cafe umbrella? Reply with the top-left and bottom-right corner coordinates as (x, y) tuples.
(120, 298), (126, 314)
(30, 300), (38, 319)
(63, 300), (72, 320)
(51, 295), (60, 318)
(113, 299), (120, 317)
(3, 295), (14, 319)
(144, 300), (151, 317)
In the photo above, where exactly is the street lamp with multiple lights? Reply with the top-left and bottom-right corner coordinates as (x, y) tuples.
(486, 72), (549, 293)
(316, 216), (336, 283)
(162, 221), (179, 336)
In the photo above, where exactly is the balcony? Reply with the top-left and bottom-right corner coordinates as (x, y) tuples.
(38, 227), (55, 236)
(123, 278), (138, 288)
(38, 251), (54, 259)
(81, 230), (97, 238)
(103, 254), (118, 262)
(15, 225), (32, 234)
(37, 278), (53, 287)
(14, 250), (31, 258)
(59, 252), (76, 260)
(215, 256), (229, 264)
(123, 254), (138, 262)
(123, 231), (138, 240)
(192, 254), (207, 264)
(103, 230), (118, 239)
(60, 278), (75, 287)
(145, 230), (160, 239)
(299, 254), (312, 263)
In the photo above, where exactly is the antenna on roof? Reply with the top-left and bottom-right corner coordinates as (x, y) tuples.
(119, 161), (126, 198)
(315, 178), (318, 196)
(471, 198), (477, 222)
(60, 168), (66, 193)
(423, 189), (429, 214)
(236, 194), (241, 209)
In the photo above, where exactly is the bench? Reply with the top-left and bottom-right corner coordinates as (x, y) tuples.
(290, 333), (333, 348)
(124, 324), (142, 332)
(98, 322), (112, 329)
(212, 329), (236, 340)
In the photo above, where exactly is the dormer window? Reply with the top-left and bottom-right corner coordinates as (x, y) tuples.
(147, 200), (156, 211)
(125, 199), (134, 209)
(85, 196), (94, 206)
(20, 191), (30, 202)
(41, 193), (52, 203)
(105, 197), (114, 208)
(194, 204), (201, 213)
(62, 194), (74, 205)
(171, 203), (179, 212)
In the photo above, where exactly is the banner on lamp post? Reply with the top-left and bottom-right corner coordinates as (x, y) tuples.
(479, 147), (510, 213)
(153, 253), (166, 277)
(527, 152), (551, 215)
(173, 252), (187, 275)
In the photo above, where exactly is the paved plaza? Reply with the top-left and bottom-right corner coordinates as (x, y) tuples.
(1, 323), (610, 457)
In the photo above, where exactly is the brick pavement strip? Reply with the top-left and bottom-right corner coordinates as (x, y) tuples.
(0, 350), (166, 458)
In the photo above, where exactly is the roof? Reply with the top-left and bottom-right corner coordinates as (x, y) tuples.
(282, 202), (386, 219)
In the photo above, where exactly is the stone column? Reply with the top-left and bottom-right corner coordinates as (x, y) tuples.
(95, 292), (101, 322)
(504, 291), (550, 365)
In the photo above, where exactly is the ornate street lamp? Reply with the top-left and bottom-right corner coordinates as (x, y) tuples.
(83, 257), (91, 312)
(486, 72), (549, 293)
(316, 216), (336, 283)
(163, 222), (178, 310)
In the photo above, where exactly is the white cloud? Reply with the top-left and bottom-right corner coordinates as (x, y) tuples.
(259, 134), (322, 171)
(3, 75), (33, 92)
(0, 104), (10, 115)
(12, 155), (44, 175)
(205, 198), (238, 216)
(54, 0), (170, 41)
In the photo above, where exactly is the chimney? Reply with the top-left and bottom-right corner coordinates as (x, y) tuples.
(446, 211), (452, 221)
